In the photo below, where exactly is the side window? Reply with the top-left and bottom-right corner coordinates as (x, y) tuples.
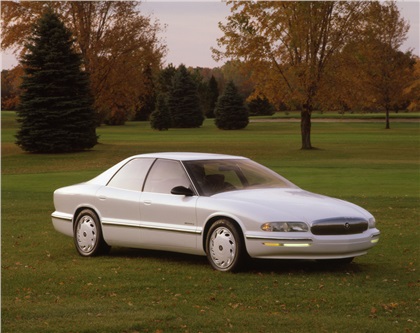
(144, 159), (191, 194)
(107, 158), (154, 191)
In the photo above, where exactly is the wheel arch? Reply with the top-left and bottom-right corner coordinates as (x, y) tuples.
(72, 205), (103, 232)
(202, 215), (247, 254)
(73, 206), (101, 227)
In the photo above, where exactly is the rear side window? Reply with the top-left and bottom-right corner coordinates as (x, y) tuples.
(107, 158), (154, 191)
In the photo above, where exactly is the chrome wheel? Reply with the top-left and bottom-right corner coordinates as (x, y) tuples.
(206, 219), (247, 272)
(209, 226), (237, 270)
(76, 214), (98, 255)
(74, 209), (110, 257)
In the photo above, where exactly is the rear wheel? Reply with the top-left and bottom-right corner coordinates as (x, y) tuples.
(206, 219), (247, 272)
(74, 209), (110, 256)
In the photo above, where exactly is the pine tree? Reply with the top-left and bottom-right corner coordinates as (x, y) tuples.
(168, 64), (204, 128)
(134, 64), (156, 121)
(247, 95), (276, 116)
(150, 94), (171, 131)
(16, 9), (97, 153)
(157, 64), (177, 95)
(205, 75), (219, 118)
(215, 81), (249, 130)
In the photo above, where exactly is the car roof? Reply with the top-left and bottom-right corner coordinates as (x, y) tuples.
(87, 152), (248, 185)
(130, 152), (248, 161)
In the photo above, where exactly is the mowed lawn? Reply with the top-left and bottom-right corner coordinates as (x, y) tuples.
(2, 111), (419, 333)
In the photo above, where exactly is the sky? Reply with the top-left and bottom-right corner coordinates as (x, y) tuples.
(1, 0), (419, 70)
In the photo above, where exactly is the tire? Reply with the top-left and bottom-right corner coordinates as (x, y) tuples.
(74, 209), (110, 257)
(206, 219), (247, 272)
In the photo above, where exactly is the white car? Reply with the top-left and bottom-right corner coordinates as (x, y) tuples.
(52, 152), (380, 272)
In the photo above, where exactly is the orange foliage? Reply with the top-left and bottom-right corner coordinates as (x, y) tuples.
(1, 1), (166, 123)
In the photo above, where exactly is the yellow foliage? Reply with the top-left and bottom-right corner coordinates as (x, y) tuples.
(1, 1), (166, 123)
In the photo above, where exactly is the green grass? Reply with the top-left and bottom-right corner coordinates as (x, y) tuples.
(2, 111), (419, 332)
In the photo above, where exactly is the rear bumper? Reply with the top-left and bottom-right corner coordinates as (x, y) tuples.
(51, 211), (73, 237)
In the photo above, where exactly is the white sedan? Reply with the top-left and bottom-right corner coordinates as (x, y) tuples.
(52, 152), (380, 272)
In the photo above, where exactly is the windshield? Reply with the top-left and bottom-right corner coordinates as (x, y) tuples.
(183, 159), (297, 196)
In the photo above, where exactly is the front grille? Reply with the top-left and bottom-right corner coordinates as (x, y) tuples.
(311, 217), (368, 235)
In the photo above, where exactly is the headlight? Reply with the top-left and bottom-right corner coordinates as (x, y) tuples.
(368, 217), (376, 229)
(261, 222), (308, 232)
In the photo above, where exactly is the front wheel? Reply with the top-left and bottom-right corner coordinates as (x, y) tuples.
(74, 209), (110, 257)
(206, 219), (247, 272)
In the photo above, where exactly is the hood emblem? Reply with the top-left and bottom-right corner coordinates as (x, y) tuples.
(344, 222), (351, 230)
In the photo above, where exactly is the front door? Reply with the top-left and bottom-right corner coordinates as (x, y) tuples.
(140, 159), (198, 250)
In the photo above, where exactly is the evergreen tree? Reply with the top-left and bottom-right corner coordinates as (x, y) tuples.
(157, 64), (177, 95)
(134, 64), (156, 121)
(16, 9), (97, 153)
(247, 95), (276, 116)
(215, 81), (248, 130)
(150, 94), (171, 131)
(168, 64), (204, 128)
(205, 75), (219, 118)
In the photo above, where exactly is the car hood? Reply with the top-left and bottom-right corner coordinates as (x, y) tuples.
(212, 188), (371, 223)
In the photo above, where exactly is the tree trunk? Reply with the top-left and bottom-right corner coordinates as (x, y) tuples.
(301, 109), (312, 150)
(385, 108), (390, 129)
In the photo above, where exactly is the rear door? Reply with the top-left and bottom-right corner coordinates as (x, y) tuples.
(96, 158), (154, 247)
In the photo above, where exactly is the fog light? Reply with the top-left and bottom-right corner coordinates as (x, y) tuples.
(263, 242), (281, 247)
(283, 243), (311, 247)
(263, 242), (311, 247)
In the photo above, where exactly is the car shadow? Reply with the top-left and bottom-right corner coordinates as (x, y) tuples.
(108, 247), (369, 274)
(108, 247), (209, 268)
(246, 258), (368, 274)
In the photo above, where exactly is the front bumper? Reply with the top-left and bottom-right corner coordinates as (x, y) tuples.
(244, 229), (380, 260)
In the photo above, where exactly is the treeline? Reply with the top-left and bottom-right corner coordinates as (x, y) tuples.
(1, 1), (419, 151)
(1, 60), (276, 119)
(2, 2), (418, 119)
(6, 53), (417, 120)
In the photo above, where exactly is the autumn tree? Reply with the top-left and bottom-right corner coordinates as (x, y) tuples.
(357, 44), (414, 126)
(215, 81), (248, 130)
(16, 9), (97, 153)
(1, 1), (166, 124)
(220, 60), (254, 100)
(406, 57), (420, 112)
(1, 66), (23, 110)
(321, 1), (414, 123)
(356, 1), (412, 129)
(214, 1), (370, 149)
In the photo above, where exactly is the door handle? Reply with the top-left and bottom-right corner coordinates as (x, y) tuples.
(143, 200), (152, 205)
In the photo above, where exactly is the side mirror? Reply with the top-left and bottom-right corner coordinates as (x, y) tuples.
(171, 186), (194, 196)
